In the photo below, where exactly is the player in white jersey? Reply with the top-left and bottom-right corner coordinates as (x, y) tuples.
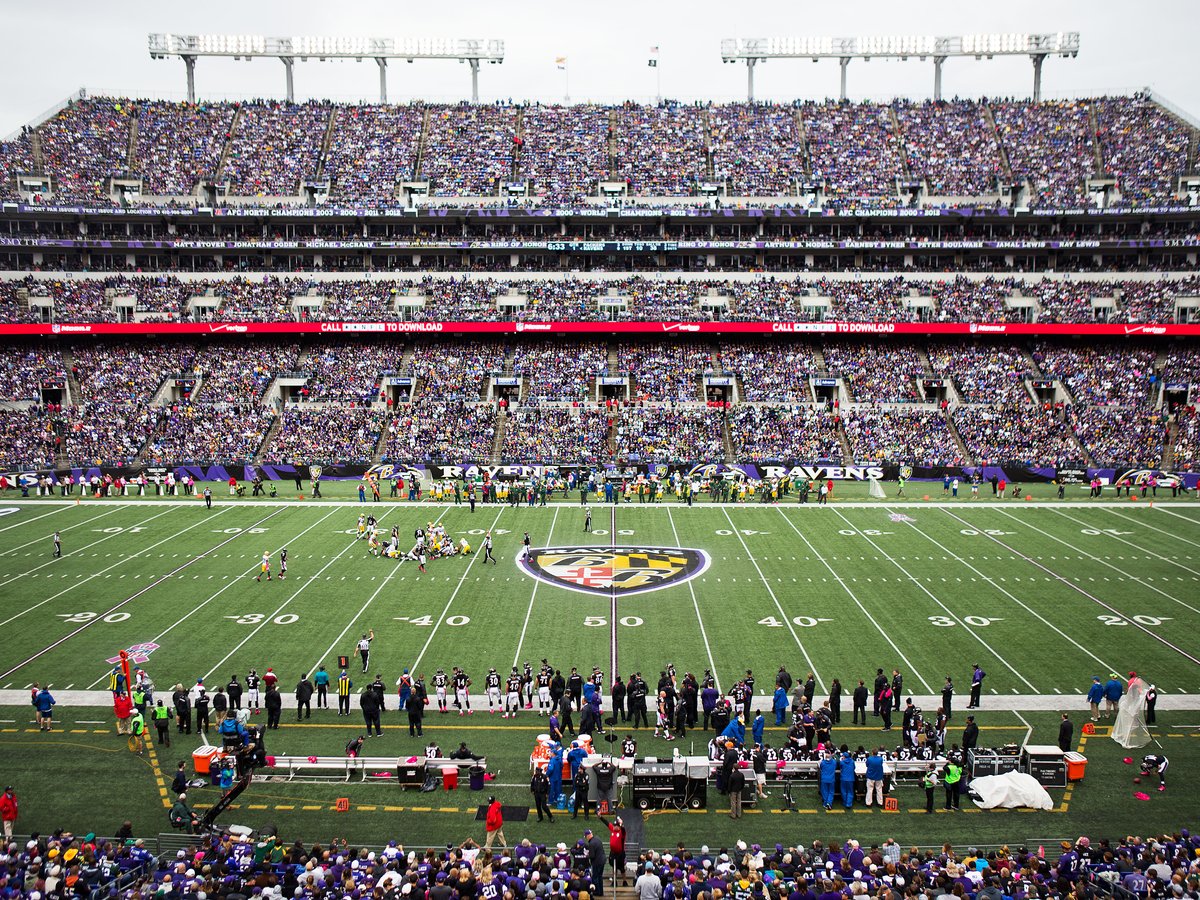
(357, 515), (366, 539)
(256, 551), (272, 582)
(536, 668), (552, 715)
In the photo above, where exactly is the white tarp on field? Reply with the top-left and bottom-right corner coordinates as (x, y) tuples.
(969, 772), (1054, 810)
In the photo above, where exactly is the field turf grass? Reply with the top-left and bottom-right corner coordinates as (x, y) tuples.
(1, 481), (1199, 847)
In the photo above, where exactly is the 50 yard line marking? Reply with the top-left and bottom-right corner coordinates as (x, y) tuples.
(410, 508), (505, 675)
(722, 506), (824, 693)
(666, 506), (720, 691)
(609, 505), (618, 683)
(512, 505), (560, 668)
(773, 507), (927, 692)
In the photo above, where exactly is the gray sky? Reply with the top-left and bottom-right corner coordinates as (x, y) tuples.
(3, 0), (1198, 134)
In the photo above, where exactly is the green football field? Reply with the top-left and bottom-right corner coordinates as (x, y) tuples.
(1, 483), (1199, 847)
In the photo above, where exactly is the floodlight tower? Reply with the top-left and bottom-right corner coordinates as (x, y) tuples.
(148, 34), (506, 103)
(720, 33), (1080, 102)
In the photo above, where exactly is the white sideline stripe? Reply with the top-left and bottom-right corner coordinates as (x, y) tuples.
(896, 510), (1119, 675)
(853, 507), (1037, 692)
(0, 506), (165, 592)
(941, 508), (1200, 669)
(774, 507), (929, 693)
(205, 508), (405, 681)
(308, 506), (453, 678)
(85, 507), (341, 689)
(721, 507), (824, 693)
(512, 506), (560, 669)
(3, 498), (1199, 510)
(0, 505), (123, 555)
(1152, 507), (1200, 531)
(1013, 709), (1034, 747)
(1103, 507), (1200, 554)
(409, 509), (505, 675)
(666, 506), (720, 692)
(1033, 509), (1200, 614)
(0, 507), (282, 681)
(0, 506), (235, 631)
(0, 504), (73, 533)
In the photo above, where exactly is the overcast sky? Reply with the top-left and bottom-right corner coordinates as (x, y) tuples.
(3, 0), (1198, 135)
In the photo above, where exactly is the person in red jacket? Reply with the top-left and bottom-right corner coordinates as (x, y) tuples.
(0, 787), (16, 841)
(599, 814), (627, 886)
(483, 795), (505, 850)
(114, 692), (133, 735)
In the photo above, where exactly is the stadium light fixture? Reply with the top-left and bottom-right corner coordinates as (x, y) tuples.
(148, 33), (505, 103)
(720, 32), (1080, 101)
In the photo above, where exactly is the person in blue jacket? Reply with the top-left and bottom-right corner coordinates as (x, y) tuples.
(865, 748), (886, 806)
(721, 715), (745, 747)
(773, 686), (789, 726)
(567, 741), (587, 780)
(818, 751), (837, 810)
(752, 711), (765, 747)
(1103, 674), (1123, 719)
(34, 687), (57, 732)
(839, 751), (857, 809)
(1086, 676), (1105, 721)
(547, 743), (564, 800)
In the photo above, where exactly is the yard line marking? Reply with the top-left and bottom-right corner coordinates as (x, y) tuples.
(774, 508), (928, 692)
(1100, 508), (1200, 555)
(0, 506), (237, 631)
(0, 506), (170, 591)
(848, 508), (1037, 691)
(1005, 509), (1200, 617)
(666, 507), (720, 692)
(0, 505), (124, 556)
(207, 508), (403, 681)
(899, 511), (1120, 675)
(409, 509), (504, 675)
(1151, 508), (1200, 532)
(85, 507), (341, 689)
(1056, 513), (1200, 585)
(609, 505), (618, 684)
(0, 504), (75, 534)
(722, 508), (824, 693)
(512, 506), (560, 668)
(0, 507), (281, 681)
(308, 507), (451, 678)
(942, 509), (1200, 669)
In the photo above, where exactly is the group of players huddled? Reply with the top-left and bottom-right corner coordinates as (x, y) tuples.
(356, 514), (472, 566)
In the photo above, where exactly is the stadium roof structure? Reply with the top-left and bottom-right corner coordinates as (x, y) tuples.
(147, 33), (505, 104)
(721, 32), (1080, 102)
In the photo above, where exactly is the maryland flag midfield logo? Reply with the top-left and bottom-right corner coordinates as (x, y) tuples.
(519, 546), (710, 597)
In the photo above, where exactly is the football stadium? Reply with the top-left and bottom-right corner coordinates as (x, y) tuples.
(2, 2), (1200, 896)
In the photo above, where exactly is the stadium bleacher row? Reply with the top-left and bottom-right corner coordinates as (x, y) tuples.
(0, 95), (1195, 205)
(0, 337), (1191, 470)
(3, 275), (1200, 323)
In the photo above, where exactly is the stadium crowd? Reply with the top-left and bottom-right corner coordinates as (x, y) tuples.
(7, 822), (1200, 900)
(2, 95), (1194, 205)
(842, 408), (961, 467)
(263, 408), (387, 465)
(499, 407), (610, 463)
(728, 405), (843, 462)
(951, 406), (1083, 467)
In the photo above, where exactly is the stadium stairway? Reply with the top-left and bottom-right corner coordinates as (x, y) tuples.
(491, 411), (506, 465)
(888, 107), (913, 180)
(1163, 421), (1177, 471)
(1088, 104), (1105, 174)
(255, 416), (283, 464)
(316, 108), (338, 179)
(414, 107), (431, 178)
(983, 103), (1014, 182)
(126, 114), (139, 172)
(943, 409), (974, 465)
(606, 109), (618, 175)
(793, 109), (813, 180)
(215, 106), (244, 180)
(61, 346), (82, 405)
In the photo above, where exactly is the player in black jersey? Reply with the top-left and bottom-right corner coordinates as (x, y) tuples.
(432, 669), (449, 713)
(505, 669), (523, 718)
(522, 661), (534, 709)
(245, 669), (261, 711)
(485, 668), (502, 713)
(620, 736), (637, 758)
(278, 548), (287, 580)
(453, 668), (472, 715)
(536, 668), (553, 715)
